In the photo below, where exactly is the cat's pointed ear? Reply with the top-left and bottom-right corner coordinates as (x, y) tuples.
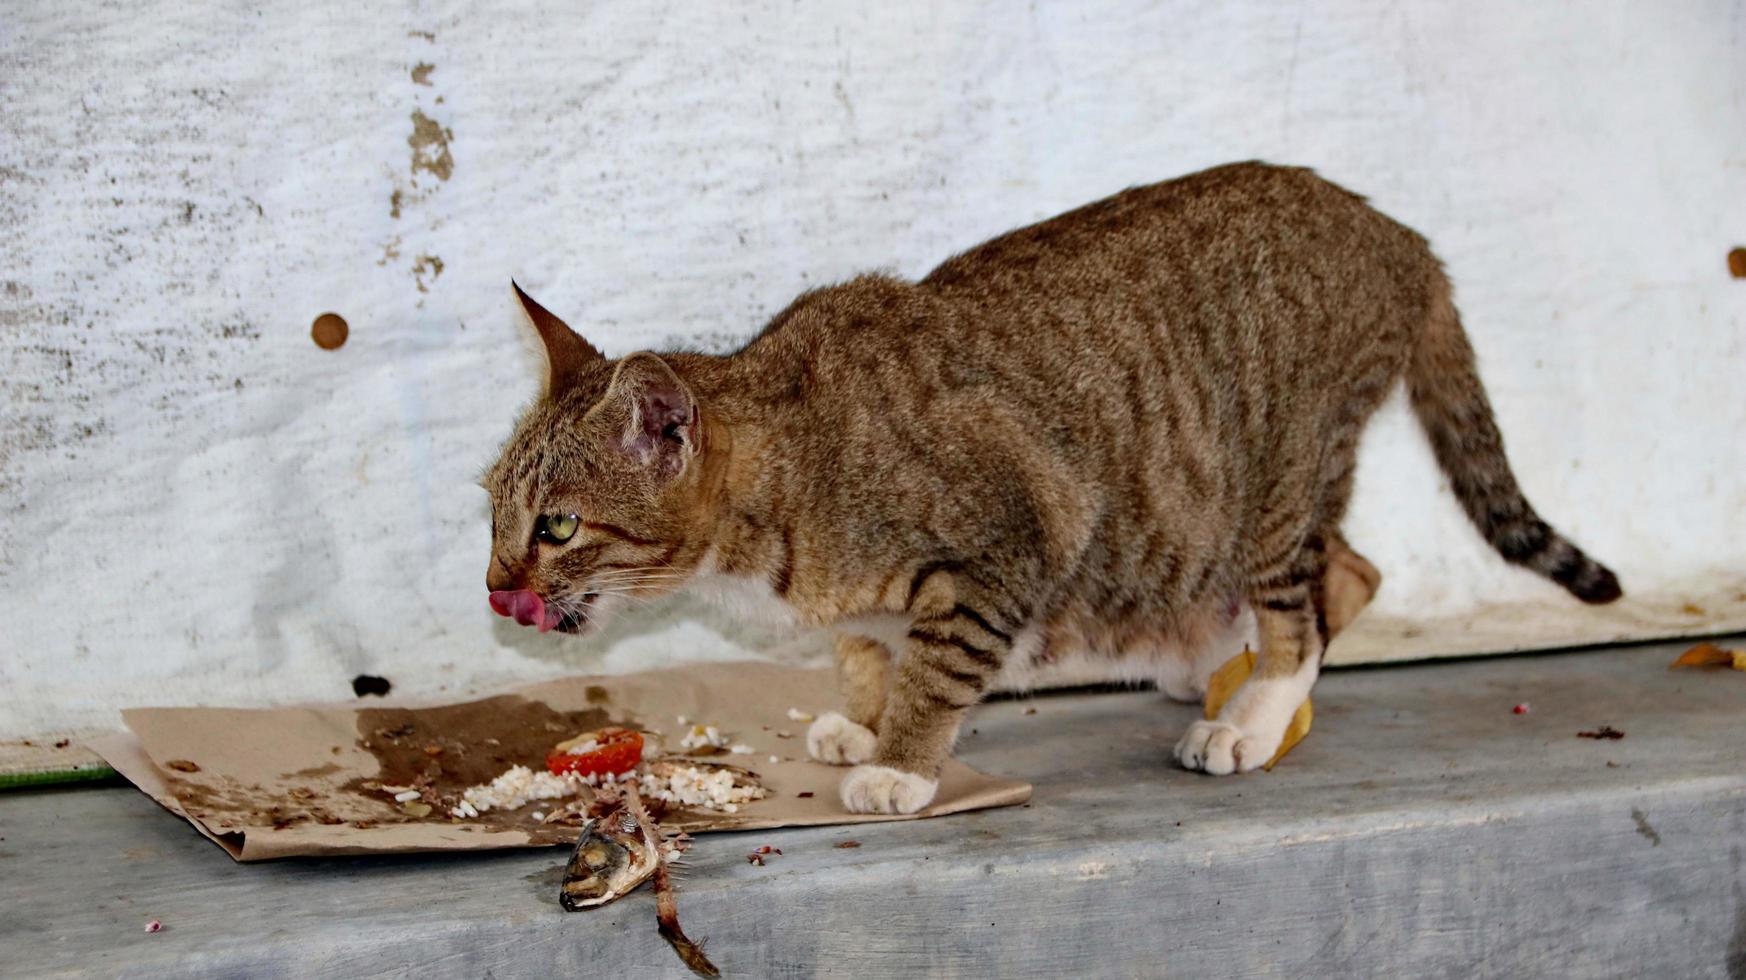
(602, 352), (699, 479)
(512, 280), (602, 390)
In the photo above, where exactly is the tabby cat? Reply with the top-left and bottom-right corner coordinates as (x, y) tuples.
(482, 162), (1620, 814)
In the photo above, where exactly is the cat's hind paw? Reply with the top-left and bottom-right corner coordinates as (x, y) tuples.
(1174, 719), (1274, 776)
(807, 712), (876, 766)
(839, 764), (937, 814)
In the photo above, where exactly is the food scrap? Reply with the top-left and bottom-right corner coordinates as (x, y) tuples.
(785, 708), (814, 723)
(447, 727), (767, 822)
(636, 759), (766, 813)
(1668, 642), (1746, 671)
(547, 727), (644, 778)
(165, 760), (200, 773)
(744, 843), (784, 864)
(1578, 726), (1625, 741)
(559, 785), (719, 977)
(449, 766), (578, 818)
(559, 797), (660, 912)
(144, 919), (162, 934)
(1204, 648), (1311, 770)
(679, 724), (732, 755)
(1512, 703), (1530, 715)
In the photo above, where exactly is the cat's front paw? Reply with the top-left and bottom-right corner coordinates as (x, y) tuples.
(1174, 719), (1276, 776)
(839, 764), (938, 814)
(807, 712), (876, 766)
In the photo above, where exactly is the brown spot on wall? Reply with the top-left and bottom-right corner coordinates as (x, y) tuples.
(311, 313), (349, 350)
(412, 63), (435, 86)
(389, 189), (405, 220)
(408, 110), (454, 182)
(413, 254), (444, 293)
(1729, 247), (1746, 279)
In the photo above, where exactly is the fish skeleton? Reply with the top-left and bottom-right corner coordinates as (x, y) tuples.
(558, 785), (720, 977)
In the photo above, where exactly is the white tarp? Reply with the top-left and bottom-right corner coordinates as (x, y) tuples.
(3, 1), (1743, 738)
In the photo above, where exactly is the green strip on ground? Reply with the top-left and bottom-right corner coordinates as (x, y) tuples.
(0, 766), (120, 790)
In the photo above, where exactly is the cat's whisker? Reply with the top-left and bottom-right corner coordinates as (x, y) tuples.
(585, 589), (667, 608)
(590, 575), (688, 584)
(585, 574), (689, 587)
(587, 567), (690, 581)
(587, 575), (687, 590)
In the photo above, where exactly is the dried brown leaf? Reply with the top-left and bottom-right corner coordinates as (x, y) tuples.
(1669, 642), (1745, 670)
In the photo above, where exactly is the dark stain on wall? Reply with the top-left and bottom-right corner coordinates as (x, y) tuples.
(412, 255), (444, 293)
(407, 110), (454, 182)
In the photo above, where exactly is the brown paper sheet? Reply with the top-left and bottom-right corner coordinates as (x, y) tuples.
(87, 661), (1031, 862)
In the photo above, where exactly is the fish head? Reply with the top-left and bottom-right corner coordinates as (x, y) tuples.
(560, 815), (655, 911)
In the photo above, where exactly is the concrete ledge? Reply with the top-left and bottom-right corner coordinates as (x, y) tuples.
(4, 637), (1744, 978)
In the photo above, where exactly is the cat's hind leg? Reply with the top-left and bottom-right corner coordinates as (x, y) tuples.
(807, 633), (890, 766)
(1322, 531), (1381, 641)
(1176, 533), (1328, 775)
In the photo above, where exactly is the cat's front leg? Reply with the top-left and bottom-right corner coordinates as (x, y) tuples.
(807, 634), (890, 765)
(839, 584), (1022, 814)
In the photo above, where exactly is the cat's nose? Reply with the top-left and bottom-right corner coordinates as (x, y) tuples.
(486, 561), (515, 592)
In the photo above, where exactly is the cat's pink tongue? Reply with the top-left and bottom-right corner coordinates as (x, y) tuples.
(488, 589), (559, 633)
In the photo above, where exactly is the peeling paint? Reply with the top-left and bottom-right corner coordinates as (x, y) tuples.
(407, 110), (453, 182)
(411, 63), (435, 86)
(412, 254), (444, 293)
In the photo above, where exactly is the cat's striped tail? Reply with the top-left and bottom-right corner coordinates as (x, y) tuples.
(1405, 290), (1622, 604)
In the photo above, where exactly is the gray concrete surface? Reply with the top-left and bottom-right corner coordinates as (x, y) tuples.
(3, 637), (1744, 978)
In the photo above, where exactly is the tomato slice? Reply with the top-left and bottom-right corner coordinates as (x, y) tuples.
(546, 727), (644, 778)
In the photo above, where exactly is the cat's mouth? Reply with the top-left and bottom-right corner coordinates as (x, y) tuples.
(488, 589), (597, 635)
(551, 595), (595, 635)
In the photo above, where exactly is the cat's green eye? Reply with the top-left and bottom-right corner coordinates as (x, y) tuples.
(539, 513), (580, 544)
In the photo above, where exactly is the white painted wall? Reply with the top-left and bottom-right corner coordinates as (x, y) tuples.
(3, 0), (1743, 738)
